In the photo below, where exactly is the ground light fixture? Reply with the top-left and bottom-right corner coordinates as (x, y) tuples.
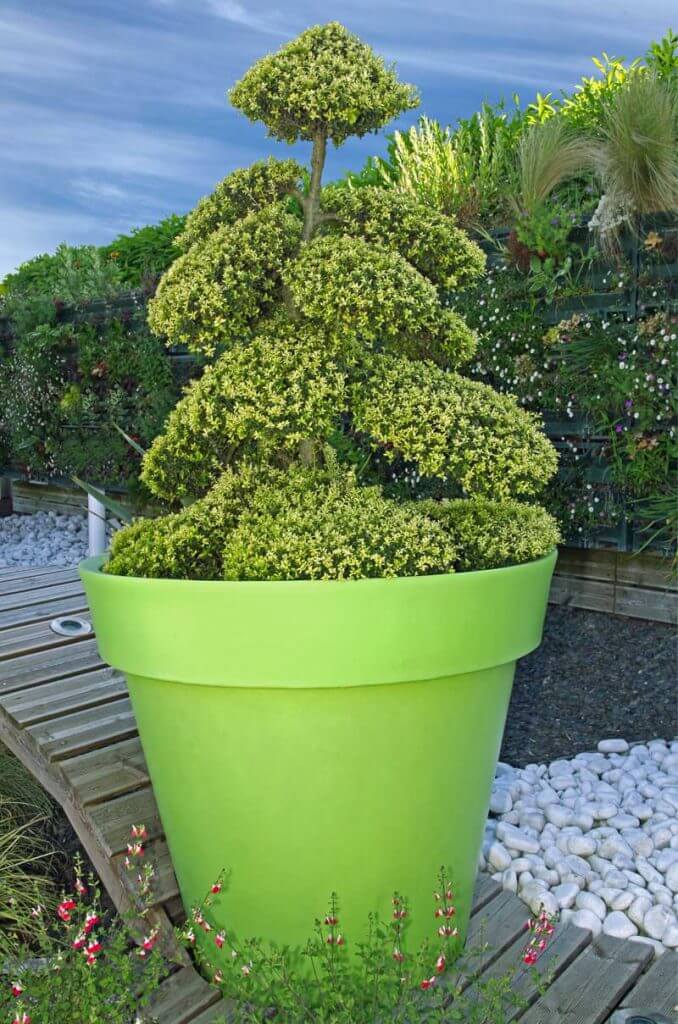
(610, 1010), (675, 1023)
(50, 615), (92, 637)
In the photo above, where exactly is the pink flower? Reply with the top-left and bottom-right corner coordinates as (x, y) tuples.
(75, 878), (88, 896)
(213, 970), (223, 984)
(215, 931), (226, 949)
(13, 1014), (30, 1024)
(11, 982), (23, 997)
(392, 949), (404, 963)
(131, 824), (148, 841)
(184, 929), (196, 945)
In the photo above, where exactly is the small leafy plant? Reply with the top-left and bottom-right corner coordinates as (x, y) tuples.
(1, 833), (166, 1024)
(178, 863), (557, 1023)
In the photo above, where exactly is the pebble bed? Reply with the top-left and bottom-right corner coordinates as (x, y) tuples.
(0, 512), (88, 568)
(481, 736), (678, 956)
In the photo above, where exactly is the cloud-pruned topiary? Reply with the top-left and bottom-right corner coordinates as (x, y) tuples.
(109, 22), (559, 580)
(229, 22), (419, 146)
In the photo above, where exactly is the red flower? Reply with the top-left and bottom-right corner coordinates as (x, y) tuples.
(215, 931), (226, 949)
(213, 970), (223, 984)
(86, 940), (102, 955)
(72, 934), (87, 951)
(211, 882), (222, 894)
(444, 907), (456, 918)
(57, 899), (77, 922)
(13, 1014), (30, 1024)
(336, 935), (344, 946)
(323, 915), (338, 926)
(84, 912), (100, 935)
(131, 824), (148, 841)
(75, 878), (88, 896)
(392, 949), (404, 963)
(11, 982), (23, 997)
(420, 976), (436, 990)
(435, 954), (446, 974)
(142, 929), (159, 952)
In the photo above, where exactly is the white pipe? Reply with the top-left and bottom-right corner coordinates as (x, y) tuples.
(87, 492), (107, 557)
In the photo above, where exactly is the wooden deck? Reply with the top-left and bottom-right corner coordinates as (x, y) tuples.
(0, 563), (676, 1024)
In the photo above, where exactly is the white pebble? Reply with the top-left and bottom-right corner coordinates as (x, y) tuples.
(602, 911), (637, 938)
(570, 909), (602, 935)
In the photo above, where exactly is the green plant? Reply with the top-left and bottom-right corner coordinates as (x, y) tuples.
(179, 863), (557, 1024)
(591, 74), (678, 238)
(100, 214), (186, 288)
(1, 836), (167, 1024)
(0, 802), (57, 959)
(513, 118), (593, 214)
(0, 317), (176, 487)
(108, 22), (558, 581)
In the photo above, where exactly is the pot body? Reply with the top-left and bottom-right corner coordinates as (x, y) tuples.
(80, 551), (556, 951)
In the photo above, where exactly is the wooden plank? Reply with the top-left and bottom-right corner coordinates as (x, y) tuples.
(519, 934), (653, 1024)
(0, 666), (126, 725)
(457, 890), (532, 986)
(147, 966), (221, 1024)
(460, 922), (591, 1022)
(614, 584), (678, 624)
(0, 567), (79, 596)
(620, 949), (678, 1016)
(188, 1002), (229, 1024)
(0, 617), (90, 661)
(617, 551), (678, 590)
(113, 837), (179, 904)
(549, 575), (615, 613)
(61, 736), (149, 805)
(0, 593), (89, 630)
(0, 564), (67, 582)
(0, 579), (84, 611)
(556, 548), (617, 582)
(471, 874), (502, 916)
(0, 639), (102, 694)
(89, 786), (164, 856)
(26, 696), (136, 760)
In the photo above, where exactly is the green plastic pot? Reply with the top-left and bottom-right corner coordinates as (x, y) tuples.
(80, 550), (556, 951)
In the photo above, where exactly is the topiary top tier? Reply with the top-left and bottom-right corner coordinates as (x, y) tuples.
(107, 22), (560, 581)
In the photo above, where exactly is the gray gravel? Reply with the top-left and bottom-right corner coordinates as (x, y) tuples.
(0, 512), (88, 567)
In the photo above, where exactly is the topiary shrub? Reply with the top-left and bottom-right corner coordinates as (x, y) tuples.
(108, 21), (559, 580)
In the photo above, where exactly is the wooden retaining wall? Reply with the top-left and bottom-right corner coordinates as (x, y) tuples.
(551, 546), (677, 624)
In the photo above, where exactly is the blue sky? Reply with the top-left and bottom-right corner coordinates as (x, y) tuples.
(1, 1), (674, 277)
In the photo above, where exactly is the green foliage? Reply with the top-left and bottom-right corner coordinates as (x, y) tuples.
(177, 158), (305, 250)
(366, 108), (524, 228)
(230, 22), (418, 145)
(353, 354), (558, 500)
(147, 204), (302, 356)
(322, 185), (486, 288)
(0, 318), (176, 485)
(514, 118), (594, 213)
(183, 868), (556, 1024)
(593, 74), (678, 217)
(106, 464), (268, 578)
(111, 23), (557, 580)
(454, 265), (677, 546)
(221, 469), (458, 580)
(140, 318), (346, 502)
(0, 747), (59, 957)
(3, 244), (122, 309)
(100, 214), (186, 287)
(284, 234), (441, 347)
(419, 496), (560, 570)
(0, 858), (166, 1024)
